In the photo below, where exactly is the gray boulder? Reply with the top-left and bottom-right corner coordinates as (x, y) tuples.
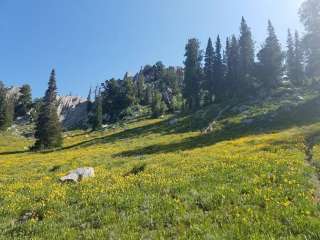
(60, 167), (95, 183)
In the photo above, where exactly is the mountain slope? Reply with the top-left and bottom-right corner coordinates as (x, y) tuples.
(1, 90), (320, 239)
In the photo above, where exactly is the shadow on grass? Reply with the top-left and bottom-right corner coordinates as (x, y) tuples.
(42, 108), (229, 154)
(114, 97), (320, 157)
(2, 96), (320, 156)
(39, 118), (177, 154)
(0, 150), (30, 155)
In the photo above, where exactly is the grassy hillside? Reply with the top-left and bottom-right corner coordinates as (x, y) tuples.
(1, 89), (320, 239)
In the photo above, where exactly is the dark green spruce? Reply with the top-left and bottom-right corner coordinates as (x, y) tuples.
(213, 35), (225, 101)
(0, 82), (14, 130)
(15, 84), (32, 118)
(204, 38), (215, 103)
(183, 38), (203, 110)
(257, 20), (283, 89)
(33, 69), (63, 150)
(226, 35), (240, 97)
(239, 17), (255, 93)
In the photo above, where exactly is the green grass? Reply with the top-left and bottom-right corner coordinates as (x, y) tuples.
(1, 91), (320, 239)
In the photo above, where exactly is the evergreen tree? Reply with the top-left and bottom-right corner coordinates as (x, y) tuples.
(183, 38), (203, 110)
(15, 84), (32, 118)
(5, 97), (14, 128)
(163, 67), (182, 95)
(257, 20), (283, 89)
(30, 98), (43, 122)
(101, 75), (136, 122)
(213, 35), (224, 101)
(86, 87), (94, 128)
(286, 30), (296, 82)
(153, 61), (165, 81)
(151, 90), (167, 118)
(0, 82), (7, 130)
(225, 37), (231, 80)
(144, 85), (153, 105)
(33, 69), (62, 150)
(226, 35), (240, 96)
(293, 31), (305, 84)
(169, 94), (184, 113)
(101, 79), (122, 121)
(239, 17), (255, 91)
(286, 30), (305, 85)
(123, 73), (136, 107)
(0, 82), (13, 130)
(136, 71), (145, 104)
(204, 38), (215, 102)
(92, 89), (103, 131)
(299, 0), (320, 78)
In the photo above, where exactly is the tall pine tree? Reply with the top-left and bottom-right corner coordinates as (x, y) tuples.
(144, 85), (153, 105)
(204, 38), (215, 103)
(0, 82), (13, 130)
(136, 71), (145, 104)
(293, 31), (305, 84)
(286, 30), (296, 82)
(239, 17), (255, 92)
(183, 38), (203, 110)
(5, 97), (14, 128)
(286, 30), (305, 85)
(300, 0), (320, 78)
(257, 20), (283, 89)
(15, 84), (32, 118)
(123, 73), (136, 107)
(213, 35), (225, 101)
(151, 90), (167, 118)
(226, 35), (240, 97)
(33, 69), (62, 150)
(0, 83), (7, 130)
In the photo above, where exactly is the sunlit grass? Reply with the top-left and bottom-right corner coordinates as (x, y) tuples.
(0, 113), (320, 239)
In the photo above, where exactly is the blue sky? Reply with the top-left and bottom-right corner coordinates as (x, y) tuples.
(0, 0), (304, 98)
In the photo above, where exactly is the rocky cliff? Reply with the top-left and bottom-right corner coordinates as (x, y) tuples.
(6, 86), (21, 100)
(57, 96), (89, 130)
(7, 86), (89, 129)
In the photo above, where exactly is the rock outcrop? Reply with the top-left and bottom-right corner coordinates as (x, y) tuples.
(57, 96), (89, 130)
(5, 85), (90, 130)
(6, 86), (21, 100)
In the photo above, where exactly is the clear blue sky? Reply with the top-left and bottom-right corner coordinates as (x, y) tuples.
(0, 0), (304, 98)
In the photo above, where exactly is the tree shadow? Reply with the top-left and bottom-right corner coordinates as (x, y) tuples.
(0, 150), (30, 155)
(2, 96), (319, 157)
(114, 97), (320, 157)
(52, 107), (232, 153)
(39, 118), (176, 154)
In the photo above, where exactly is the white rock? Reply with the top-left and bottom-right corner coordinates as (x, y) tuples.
(60, 167), (95, 183)
(297, 96), (304, 101)
(76, 167), (95, 179)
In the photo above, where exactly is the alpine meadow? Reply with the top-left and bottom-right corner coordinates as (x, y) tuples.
(1, 0), (320, 239)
